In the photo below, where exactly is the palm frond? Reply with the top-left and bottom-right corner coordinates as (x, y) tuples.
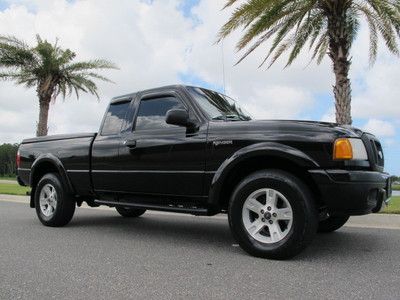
(219, 0), (400, 67)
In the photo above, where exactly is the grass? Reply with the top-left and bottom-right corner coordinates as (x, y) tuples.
(382, 196), (400, 214)
(0, 183), (30, 196)
(0, 176), (16, 181)
(393, 185), (400, 191)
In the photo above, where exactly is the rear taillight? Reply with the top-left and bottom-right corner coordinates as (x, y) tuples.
(16, 150), (21, 168)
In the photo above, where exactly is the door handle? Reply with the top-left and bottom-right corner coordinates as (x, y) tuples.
(123, 139), (137, 148)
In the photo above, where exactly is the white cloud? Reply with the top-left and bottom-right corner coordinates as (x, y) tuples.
(0, 0), (193, 142)
(245, 86), (313, 119)
(321, 108), (336, 123)
(362, 119), (396, 138)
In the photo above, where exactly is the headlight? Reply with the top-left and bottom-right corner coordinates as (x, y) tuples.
(333, 138), (368, 160)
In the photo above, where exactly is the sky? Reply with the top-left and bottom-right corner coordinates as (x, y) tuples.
(0, 0), (398, 175)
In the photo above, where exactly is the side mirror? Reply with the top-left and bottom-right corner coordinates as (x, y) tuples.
(166, 109), (197, 129)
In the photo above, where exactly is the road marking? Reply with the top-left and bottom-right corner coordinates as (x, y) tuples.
(1, 197), (399, 229)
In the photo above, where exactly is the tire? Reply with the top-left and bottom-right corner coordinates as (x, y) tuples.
(34, 173), (76, 227)
(116, 206), (146, 218)
(318, 215), (349, 233)
(228, 169), (318, 260)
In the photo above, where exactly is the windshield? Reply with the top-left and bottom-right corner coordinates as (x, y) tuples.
(187, 87), (252, 121)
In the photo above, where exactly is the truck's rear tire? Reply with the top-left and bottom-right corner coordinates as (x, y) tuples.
(318, 215), (349, 233)
(116, 206), (146, 218)
(34, 173), (76, 227)
(228, 170), (318, 260)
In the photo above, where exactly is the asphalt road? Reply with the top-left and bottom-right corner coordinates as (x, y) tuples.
(1, 200), (400, 300)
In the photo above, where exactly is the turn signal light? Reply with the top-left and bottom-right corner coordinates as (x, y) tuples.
(333, 138), (353, 160)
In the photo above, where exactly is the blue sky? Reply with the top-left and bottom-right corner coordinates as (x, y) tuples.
(0, 0), (398, 175)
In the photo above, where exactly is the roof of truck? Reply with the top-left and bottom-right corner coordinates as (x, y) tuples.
(110, 84), (192, 103)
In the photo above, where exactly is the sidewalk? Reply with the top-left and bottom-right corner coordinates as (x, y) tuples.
(0, 180), (17, 184)
(1, 194), (399, 230)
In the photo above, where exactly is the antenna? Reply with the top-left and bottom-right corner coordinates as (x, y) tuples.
(221, 40), (226, 94)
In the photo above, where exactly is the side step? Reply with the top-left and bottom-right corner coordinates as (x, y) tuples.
(94, 200), (209, 216)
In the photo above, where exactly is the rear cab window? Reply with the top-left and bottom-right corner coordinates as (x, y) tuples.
(101, 101), (131, 136)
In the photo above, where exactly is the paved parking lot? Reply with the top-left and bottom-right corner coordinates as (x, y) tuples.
(1, 199), (400, 299)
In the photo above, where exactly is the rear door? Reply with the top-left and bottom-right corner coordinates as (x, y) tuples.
(117, 90), (208, 197)
(91, 98), (134, 192)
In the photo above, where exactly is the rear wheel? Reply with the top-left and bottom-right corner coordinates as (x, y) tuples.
(228, 170), (318, 260)
(34, 173), (76, 227)
(318, 215), (349, 233)
(116, 206), (146, 218)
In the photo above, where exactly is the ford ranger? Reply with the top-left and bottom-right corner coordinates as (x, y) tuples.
(17, 85), (392, 259)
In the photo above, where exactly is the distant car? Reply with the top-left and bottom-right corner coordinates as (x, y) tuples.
(17, 85), (392, 259)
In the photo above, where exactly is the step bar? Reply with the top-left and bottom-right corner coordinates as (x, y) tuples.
(94, 199), (209, 216)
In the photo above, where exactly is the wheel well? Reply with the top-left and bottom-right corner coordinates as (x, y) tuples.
(217, 156), (323, 211)
(30, 162), (60, 208)
(31, 162), (59, 188)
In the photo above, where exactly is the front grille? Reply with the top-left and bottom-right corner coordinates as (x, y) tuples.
(362, 133), (385, 171)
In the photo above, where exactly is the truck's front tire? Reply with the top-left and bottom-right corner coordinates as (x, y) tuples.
(228, 170), (318, 260)
(116, 206), (146, 218)
(318, 215), (349, 233)
(34, 173), (76, 227)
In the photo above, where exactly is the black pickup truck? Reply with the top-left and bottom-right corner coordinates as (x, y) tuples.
(17, 85), (392, 259)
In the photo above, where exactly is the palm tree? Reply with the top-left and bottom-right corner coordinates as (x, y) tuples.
(218, 0), (400, 125)
(0, 35), (117, 136)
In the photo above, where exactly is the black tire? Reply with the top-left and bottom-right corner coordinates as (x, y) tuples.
(34, 173), (76, 227)
(116, 206), (146, 218)
(228, 170), (318, 260)
(318, 215), (349, 233)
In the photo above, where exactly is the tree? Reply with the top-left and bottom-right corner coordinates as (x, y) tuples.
(0, 143), (18, 177)
(218, 0), (400, 125)
(0, 35), (117, 136)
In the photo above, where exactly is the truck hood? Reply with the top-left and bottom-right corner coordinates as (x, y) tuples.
(210, 119), (365, 138)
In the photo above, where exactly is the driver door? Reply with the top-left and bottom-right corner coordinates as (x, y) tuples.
(117, 91), (208, 197)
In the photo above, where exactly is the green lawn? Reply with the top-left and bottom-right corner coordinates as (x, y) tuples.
(0, 183), (30, 196)
(382, 196), (400, 214)
(0, 176), (16, 181)
(393, 185), (400, 191)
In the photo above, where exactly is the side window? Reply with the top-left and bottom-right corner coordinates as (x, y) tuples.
(101, 102), (130, 136)
(135, 96), (185, 131)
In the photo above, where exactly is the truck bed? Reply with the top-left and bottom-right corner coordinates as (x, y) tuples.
(18, 133), (97, 196)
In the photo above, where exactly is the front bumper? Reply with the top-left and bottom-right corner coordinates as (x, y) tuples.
(309, 169), (392, 216)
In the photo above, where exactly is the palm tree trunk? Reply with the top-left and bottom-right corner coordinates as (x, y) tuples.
(332, 55), (352, 125)
(36, 96), (50, 136)
(327, 4), (352, 125)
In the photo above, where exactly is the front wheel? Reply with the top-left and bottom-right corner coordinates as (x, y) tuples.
(318, 215), (349, 233)
(228, 170), (318, 260)
(34, 173), (76, 227)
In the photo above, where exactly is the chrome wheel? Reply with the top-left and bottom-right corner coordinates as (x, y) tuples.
(39, 183), (57, 217)
(242, 188), (293, 244)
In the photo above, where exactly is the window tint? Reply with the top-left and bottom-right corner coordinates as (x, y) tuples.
(101, 102), (130, 135)
(135, 96), (185, 131)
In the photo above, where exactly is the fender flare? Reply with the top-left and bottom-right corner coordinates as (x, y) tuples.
(208, 142), (319, 209)
(29, 154), (75, 207)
